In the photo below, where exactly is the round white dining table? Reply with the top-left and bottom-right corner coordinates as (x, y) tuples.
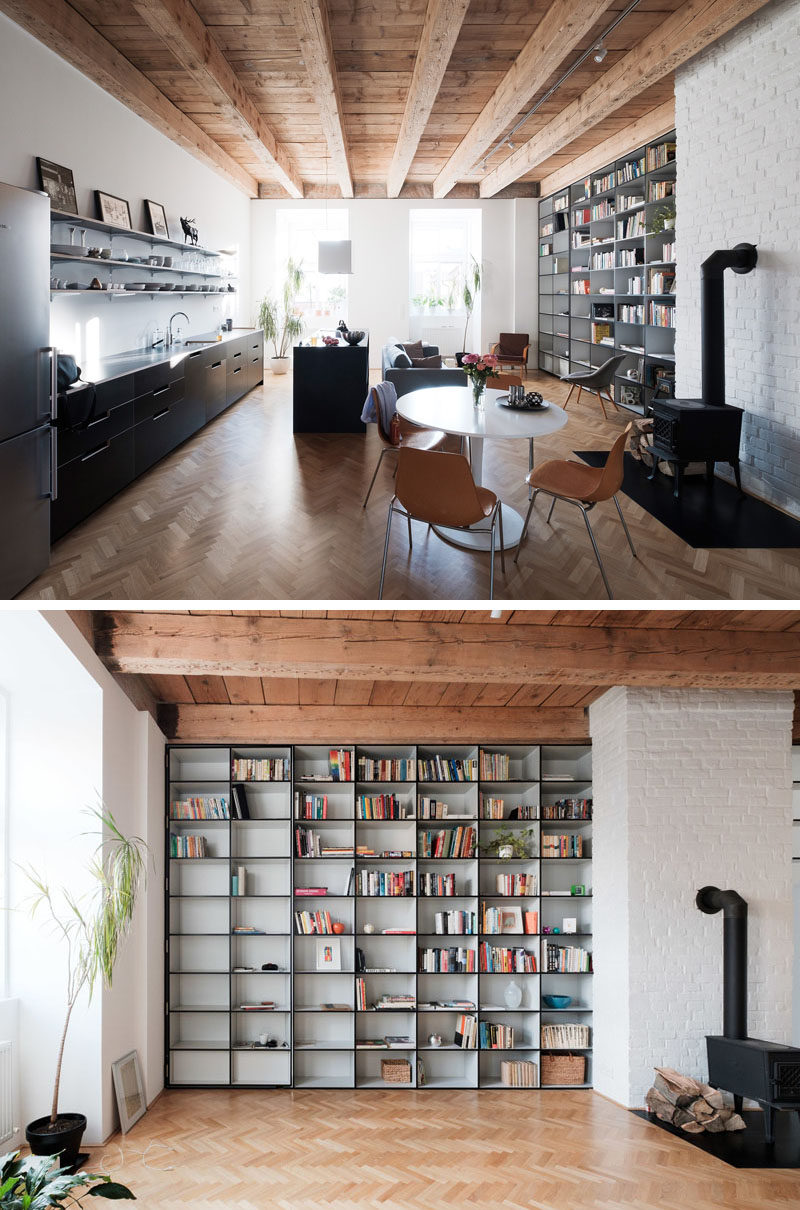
(396, 385), (568, 550)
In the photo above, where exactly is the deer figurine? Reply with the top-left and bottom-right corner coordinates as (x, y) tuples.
(180, 216), (199, 246)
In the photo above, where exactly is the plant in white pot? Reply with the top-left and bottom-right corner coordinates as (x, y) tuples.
(23, 808), (148, 1166)
(257, 258), (304, 375)
(457, 257), (482, 366)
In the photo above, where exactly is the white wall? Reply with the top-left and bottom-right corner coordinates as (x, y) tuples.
(675, 0), (800, 514)
(0, 12), (251, 362)
(591, 687), (794, 1108)
(250, 198), (538, 367)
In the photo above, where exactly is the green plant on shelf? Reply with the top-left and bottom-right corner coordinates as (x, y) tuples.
(647, 202), (676, 234)
(479, 826), (535, 859)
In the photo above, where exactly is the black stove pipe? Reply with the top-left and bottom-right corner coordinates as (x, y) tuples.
(700, 243), (758, 406)
(696, 885), (748, 1039)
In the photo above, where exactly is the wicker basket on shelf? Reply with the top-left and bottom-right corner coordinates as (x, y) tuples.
(541, 1053), (586, 1086)
(381, 1058), (412, 1084)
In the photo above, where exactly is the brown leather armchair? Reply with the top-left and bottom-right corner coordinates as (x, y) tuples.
(490, 333), (530, 371)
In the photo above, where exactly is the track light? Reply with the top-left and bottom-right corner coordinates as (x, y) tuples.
(593, 42), (607, 62)
(506, 139), (515, 150)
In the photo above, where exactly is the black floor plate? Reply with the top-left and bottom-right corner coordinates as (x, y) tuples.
(575, 451), (800, 549)
(633, 1109), (800, 1167)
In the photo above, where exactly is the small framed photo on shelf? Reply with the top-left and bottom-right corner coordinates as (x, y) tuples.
(499, 906), (523, 934)
(36, 157), (78, 214)
(111, 1050), (146, 1133)
(145, 199), (169, 238)
(316, 938), (341, 971)
(618, 382), (641, 409)
(95, 189), (132, 229)
(562, 918), (577, 934)
(570, 884), (585, 897)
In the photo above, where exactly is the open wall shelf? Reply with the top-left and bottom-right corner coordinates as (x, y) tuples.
(166, 743), (593, 1090)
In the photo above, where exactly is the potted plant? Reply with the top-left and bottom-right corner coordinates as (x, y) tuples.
(0, 1150), (134, 1205)
(457, 257), (482, 365)
(256, 257), (304, 375)
(480, 825), (535, 859)
(22, 809), (148, 1166)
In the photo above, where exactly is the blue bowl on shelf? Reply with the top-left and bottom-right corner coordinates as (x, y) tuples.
(542, 994), (572, 1009)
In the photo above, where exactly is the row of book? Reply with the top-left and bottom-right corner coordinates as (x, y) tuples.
(501, 1060), (538, 1087)
(660, 241), (676, 261)
(646, 141), (676, 171)
(571, 279), (591, 295)
(294, 909), (336, 934)
(230, 785), (252, 819)
(541, 1023), (590, 1048)
(480, 1021), (516, 1050)
(541, 834), (584, 859)
(618, 247), (645, 267)
(357, 756), (413, 781)
(328, 749), (352, 781)
(618, 304), (644, 324)
(618, 155), (645, 182)
(542, 799), (592, 821)
(481, 797), (506, 819)
(231, 865), (248, 896)
(479, 752), (510, 779)
(294, 827), (359, 859)
(479, 944), (537, 974)
(617, 213), (646, 240)
(591, 322), (614, 344)
(357, 793), (406, 819)
(592, 171), (615, 195)
(418, 871), (457, 897)
(649, 270), (676, 294)
(543, 943), (592, 973)
(454, 1013), (478, 1049)
(295, 793), (329, 819)
(356, 869), (415, 897)
(432, 910), (477, 935)
(232, 757), (289, 782)
(494, 872), (538, 896)
(417, 827), (476, 859)
(648, 301), (675, 327)
(418, 797), (464, 820)
(416, 757), (478, 782)
(418, 946), (476, 973)
(170, 795), (229, 820)
(617, 193), (643, 212)
(170, 833), (208, 858)
(481, 906), (538, 935)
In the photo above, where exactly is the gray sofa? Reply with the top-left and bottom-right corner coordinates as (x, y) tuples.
(381, 338), (466, 397)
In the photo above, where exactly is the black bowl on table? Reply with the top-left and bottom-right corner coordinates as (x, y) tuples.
(344, 330), (365, 345)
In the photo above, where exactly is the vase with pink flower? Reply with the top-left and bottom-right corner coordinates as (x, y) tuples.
(462, 353), (500, 407)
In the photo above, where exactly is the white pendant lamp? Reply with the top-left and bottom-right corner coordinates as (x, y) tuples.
(318, 239), (352, 274)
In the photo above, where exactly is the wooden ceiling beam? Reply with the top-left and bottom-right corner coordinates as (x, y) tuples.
(0, 0), (257, 197)
(131, 0), (303, 198)
(158, 703), (590, 744)
(386, 0), (471, 198)
(289, 0), (353, 198)
(480, 0), (774, 197)
(432, 0), (618, 199)
(94, 613), (800, 689)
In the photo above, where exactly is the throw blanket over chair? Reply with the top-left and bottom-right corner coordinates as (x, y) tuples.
(361, 383), (446, 508)
(490, 333), (529, 371)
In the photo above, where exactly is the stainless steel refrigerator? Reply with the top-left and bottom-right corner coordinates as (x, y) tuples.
(0, 181), (54, 598)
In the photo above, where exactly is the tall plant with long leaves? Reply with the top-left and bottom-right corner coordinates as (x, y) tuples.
(23, 809), (148, 1127)
(461, 257), (482, 354)
(257, 257), (304, 358)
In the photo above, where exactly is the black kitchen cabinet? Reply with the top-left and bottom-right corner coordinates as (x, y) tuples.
(52, 429), (135, 541)
(292, 333), (368, 433)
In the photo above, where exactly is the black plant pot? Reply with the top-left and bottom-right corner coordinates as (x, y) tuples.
(26, 1113), (87, 1165)
(455, 351), (470, 367)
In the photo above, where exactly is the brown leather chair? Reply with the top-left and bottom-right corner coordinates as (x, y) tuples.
(493, 372), (524, 391)
(379, 447), (505, 600)
(514, 423), (636, 599)
(362, 386), (447, 508)
(490, 333), (529, 373)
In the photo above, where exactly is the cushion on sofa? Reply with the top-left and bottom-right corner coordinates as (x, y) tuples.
(400, 340), (425, 359)
(392, 349), (413, 368)
(410, 354), (443, 368)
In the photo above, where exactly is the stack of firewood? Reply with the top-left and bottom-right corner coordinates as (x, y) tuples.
(645, 1067), (746, 1133)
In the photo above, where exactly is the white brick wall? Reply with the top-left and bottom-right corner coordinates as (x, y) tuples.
(590, 687), (793, 1107)
(675, 0), (800, 514)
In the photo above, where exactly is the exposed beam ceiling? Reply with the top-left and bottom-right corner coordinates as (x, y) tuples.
(131, 0), (303, 198)
(480, 0), (775, 196)
(95, 613), (800, 690)
(289, 0), (353, 198)
(0, 0), (257, 196)
(386, 0), (471, 199)
(432, 0), (617, 200)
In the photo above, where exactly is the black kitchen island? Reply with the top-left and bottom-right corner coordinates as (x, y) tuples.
(292, 332), (369, 433)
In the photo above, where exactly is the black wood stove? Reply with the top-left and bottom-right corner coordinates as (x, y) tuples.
(648, 243), (757, 497)
(697, 885), (800, 1143)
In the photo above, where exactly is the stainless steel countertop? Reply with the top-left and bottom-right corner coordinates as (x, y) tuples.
(72, 328), (262, 387)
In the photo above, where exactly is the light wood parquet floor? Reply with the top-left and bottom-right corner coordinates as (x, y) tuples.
(90, 1088), (798, 1210)
(21, 371), (800, 601)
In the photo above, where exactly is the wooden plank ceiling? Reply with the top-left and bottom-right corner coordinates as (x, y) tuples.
(0, 0), (774, 198)
(72, 609), (800, 743)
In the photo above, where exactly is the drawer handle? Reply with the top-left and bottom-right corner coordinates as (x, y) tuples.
(232, 366), (242, 375)
(87, 410), (111, 428)
(210, 360), (223, 370)
(154, 406), (170, 420)
(189, 350), (203, 358)
(153, 384), (170, 397)
(81, 440), (111, 462)
(232, 351), (242, 360)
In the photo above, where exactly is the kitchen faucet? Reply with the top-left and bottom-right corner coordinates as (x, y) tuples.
(167, 312), (189, 347)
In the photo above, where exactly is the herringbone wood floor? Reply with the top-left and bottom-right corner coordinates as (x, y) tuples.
(21, 371), (800, 601)
(90, 1088), (797, 1209)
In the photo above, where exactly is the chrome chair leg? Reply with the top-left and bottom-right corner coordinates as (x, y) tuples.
(489, 516), (496, 601)
(363, 447), (388, 507)
(378, 500), (395, 598)
(547, 495), (557, 524)
(515, 491), (538, 560)
(613, 494), (637, 558)
(407, 512), (413, 550)
(497, 503), (505, 574)
(580, 504), (613, 599)
(528, 438), (534, 500)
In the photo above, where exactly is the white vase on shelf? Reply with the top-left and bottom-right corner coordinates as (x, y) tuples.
(504, 980), (523, 1010)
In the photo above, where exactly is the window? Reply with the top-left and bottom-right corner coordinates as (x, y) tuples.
(409, 209), (482, 350)
(0, 691), (6, 997)
(275, 209), (349, 330)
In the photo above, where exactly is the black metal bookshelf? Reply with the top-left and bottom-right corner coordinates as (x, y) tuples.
(166, 742), (593, 1090)
(538, 130), (677, 416)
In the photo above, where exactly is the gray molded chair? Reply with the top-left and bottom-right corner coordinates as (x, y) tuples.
(561, 354), (626, 420)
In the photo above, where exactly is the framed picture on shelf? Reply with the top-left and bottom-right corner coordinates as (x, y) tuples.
(110, 1050), (146, 1133)
(36, 157), (78, 214)
(562, 918), (577, 934)
(618, 382), (641, 409)
(499, 907), (523, 934)
(316, 938), (341, 971)
(95, 189), (132, 229)
(145, 199), (169, 238)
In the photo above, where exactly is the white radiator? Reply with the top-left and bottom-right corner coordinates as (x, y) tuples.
(0, 1041), (13, 1145)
